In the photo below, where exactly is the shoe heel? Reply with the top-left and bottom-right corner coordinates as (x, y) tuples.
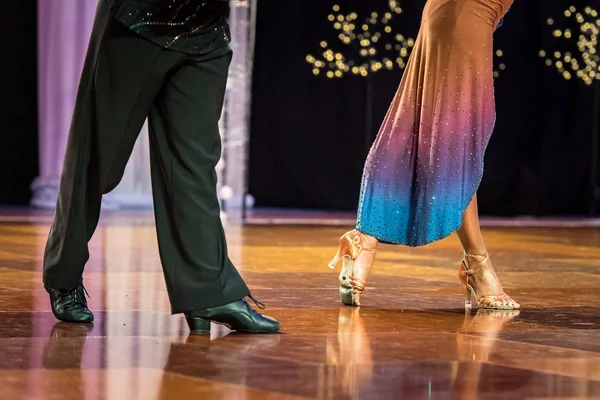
(329, 233), (355, 269)
(329, 248), (344, 269)
(185, 316), (211, 335)
(339, 257), (357, 306)
(340, 286), (354, 306)
(465, 287), (472, 309)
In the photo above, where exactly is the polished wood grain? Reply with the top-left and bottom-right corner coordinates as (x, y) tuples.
(0, 211), (599, 399)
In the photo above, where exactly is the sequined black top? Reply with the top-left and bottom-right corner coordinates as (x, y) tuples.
(114, 0), (230, 55)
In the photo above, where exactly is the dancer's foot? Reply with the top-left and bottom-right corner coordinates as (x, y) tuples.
(185, 299), (280, 335)
(458, 253), (520, 310)
(329, 230), (378, 306)
(47, 285), (94, 323)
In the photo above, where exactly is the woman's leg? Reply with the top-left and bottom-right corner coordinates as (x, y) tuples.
(456, 195), (487, 255)
(457, 195), (519, 309)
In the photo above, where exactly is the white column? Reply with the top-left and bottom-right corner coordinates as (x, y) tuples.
(218, 0), (257, 221)
(32, 0), (97, 208)
(35, 1), (254, 214)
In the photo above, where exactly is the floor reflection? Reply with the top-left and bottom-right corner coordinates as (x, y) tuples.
(326, 308), (373, 398)
(158, 332), (282, 399)
(24, 307), (598, 399)
(452, 309), (521, 399)
(324, 308), (524, 399)
(1, 218), (600, 399)
(41, 323), (94, 400)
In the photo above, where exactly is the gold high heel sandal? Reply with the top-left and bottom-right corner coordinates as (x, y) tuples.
(458, 253), (520, 310)
(329, 230), (377, 306)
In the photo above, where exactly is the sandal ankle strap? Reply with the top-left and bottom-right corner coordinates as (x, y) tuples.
(462, 253), (490, 275)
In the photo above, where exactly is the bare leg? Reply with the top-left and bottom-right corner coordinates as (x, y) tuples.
(457, 195), (487, 255)
(354, 234), (379, 285)
(347, 233), (378, 306)
(362, 234), (380, 251)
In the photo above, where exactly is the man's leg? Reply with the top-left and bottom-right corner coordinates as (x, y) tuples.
(147, 48), (248, 313)
(147, 49), (279, 333)
(43, 20), (171, 321)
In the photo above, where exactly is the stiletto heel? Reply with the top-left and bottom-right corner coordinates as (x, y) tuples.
(329, 230), (377, 307)
(185, 316), (211, 335)
(458, 253), (520, 310)
(339, 256), (356, 306)
(328, 248), (344, 269)
(465, 287), (472, 309)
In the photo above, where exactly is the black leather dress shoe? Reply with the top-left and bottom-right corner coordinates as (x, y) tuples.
(47, 286), (94, 323)
(185, 299), (280, 335)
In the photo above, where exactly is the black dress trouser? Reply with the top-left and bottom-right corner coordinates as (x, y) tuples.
(43, 4), (250, 314)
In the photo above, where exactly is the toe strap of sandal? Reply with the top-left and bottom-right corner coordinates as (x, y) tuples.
(478, 294), (515, 307)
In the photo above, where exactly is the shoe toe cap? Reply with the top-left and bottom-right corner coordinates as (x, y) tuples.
(258, 316), (280, 333)
(62, 309), (94, 323)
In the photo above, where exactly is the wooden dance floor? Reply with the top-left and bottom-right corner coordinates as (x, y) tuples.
(0, 211), (599, 399)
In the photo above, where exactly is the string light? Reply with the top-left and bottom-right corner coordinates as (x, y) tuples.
(307, 2), (506, 79)
(494, 49), (506, 78)
(306, 1), (414, 78)
(541, 5), (600, 85)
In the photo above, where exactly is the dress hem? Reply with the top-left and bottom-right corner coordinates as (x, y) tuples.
(355, 112), (497, 248)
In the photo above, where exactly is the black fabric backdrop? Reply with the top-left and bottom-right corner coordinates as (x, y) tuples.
(0, 2), (38, 205)
(249, 0), (599, 215)
(0, 1), (597, 214)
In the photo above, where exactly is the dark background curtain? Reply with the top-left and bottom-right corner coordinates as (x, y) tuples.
(249, 0), (599, 216)
(0, 2), (38, 205)
(0, 1), (597, 214)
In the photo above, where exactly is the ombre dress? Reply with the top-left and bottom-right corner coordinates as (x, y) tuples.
(356, 0), (513, 246)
